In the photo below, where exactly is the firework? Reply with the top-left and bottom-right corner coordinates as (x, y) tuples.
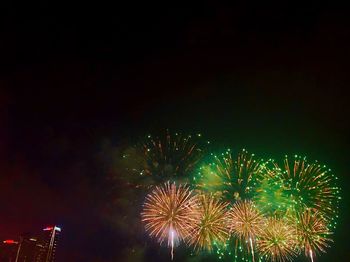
(228, 200), (265, 261)
(294, 209), (332, 262)
(195, 149), (263, 202)
(257, 217), (298, 262)
(254, 160), (294, 216)
(267, 155), (340, 225)
(141, 182), (200, 260)
(188, 193), (230, 252)
(136, 131), (206, 183)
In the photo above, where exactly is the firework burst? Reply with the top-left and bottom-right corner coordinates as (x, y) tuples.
(267, 155), (340, 226)
(257, 217), (299, 262)
(294, 209), (332, 262)
(137, 131), (206, 183)
(141, 182), (200, 260)
(228, 200), (265, 261)
(188, 193), (230, 252)
(195, 149), (263, 202)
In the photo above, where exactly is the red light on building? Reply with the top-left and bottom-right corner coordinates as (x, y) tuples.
(43, 227), (54, 231)
(3, 240), (18, 244)
(1, 239), (18, 261)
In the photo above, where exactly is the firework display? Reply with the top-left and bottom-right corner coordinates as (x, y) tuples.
(134, 132), (340, 261)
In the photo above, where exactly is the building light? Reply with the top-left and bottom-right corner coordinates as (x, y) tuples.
(43, 226), (61, 232)
(3, 240), (18, 244)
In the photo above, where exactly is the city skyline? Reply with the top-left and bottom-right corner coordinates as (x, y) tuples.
(0, 225), (62, 262)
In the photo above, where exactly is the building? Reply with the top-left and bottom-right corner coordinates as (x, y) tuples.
(0, 240), (18, 262)
(15, 234), (38, 262)
(34, 226), (61, 262)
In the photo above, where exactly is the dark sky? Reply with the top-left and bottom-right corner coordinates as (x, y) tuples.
(0, 2), (349, 261)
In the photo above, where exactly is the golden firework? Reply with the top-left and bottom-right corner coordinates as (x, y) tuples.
(228, 200), (265, 261)
(257, 217), (298, 262)
(141, 182), (200, 259)
(188, 193), (230, 251)
(295, 209), (332, 262)
(228, 200), (265, 241)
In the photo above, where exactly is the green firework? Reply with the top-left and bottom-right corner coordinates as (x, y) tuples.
(194, 149), (263, 202)
(271, 156), (339, 226)
(253, 160), (296, 216)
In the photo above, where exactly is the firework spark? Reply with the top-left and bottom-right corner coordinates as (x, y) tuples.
(228, 200), (265, 261)
(141, 182), (200, 260)
(188, 193), (230, 252)
(294, 209), (332, 261)
(257, 217), (298, 262)
(196, 149), (263, 202)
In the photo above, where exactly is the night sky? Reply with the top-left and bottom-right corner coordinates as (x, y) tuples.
(1, 3), (349, 261)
